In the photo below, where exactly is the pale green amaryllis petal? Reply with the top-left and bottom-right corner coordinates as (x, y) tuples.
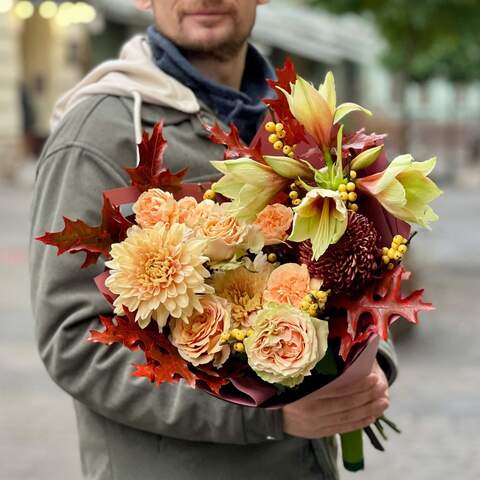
(263, 155), (314, 180)
(288, 188), (348, 260)
(356, 155), (442, 228)
(334, 102), (372, 125)
(211, 158), (289, 221)
(318, 71), (336, 114)
(211, 158), (278, 186)
(350, 145), (384, 171)
(278, 76), (333, 148)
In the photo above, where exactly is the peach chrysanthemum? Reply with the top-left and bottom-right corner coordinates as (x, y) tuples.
(105, 223), (213, 330)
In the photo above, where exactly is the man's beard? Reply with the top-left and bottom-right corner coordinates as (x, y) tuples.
(178, 32), (249, 63)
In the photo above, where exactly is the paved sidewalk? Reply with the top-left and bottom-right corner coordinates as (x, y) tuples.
(1, 176), (479, 480)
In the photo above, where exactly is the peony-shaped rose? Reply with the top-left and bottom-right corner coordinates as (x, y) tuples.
(195, 203), (263, 262)
(244, 303), (329, 387)
(263, 263), (312, 308)
(133, 189), (180, 229)
(254, 203), (293, 245)
(169, 295), (231, 367)
(177, 196), (199, 226)
(105, 223), (213, 330)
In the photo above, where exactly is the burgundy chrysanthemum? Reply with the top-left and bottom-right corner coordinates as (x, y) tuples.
(298, 212), (382, 295)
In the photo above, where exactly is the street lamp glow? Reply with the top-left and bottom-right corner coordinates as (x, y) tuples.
(0, 0), (14, 15)
(14, 0), (35, 19)
(39, 0), (58, 19)
(74, 2), (96, 24)
(55, 1), (74, 26)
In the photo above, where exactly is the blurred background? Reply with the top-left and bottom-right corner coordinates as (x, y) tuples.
(0, 0), (479, 479)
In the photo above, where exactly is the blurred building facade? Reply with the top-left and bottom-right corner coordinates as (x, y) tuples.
(1, 0), (479, 183)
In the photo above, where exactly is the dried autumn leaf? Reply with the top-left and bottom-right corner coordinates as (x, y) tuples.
(37, 196), (132, 269)
(206, 122), (264, 163)
(125, 122), (188, 193)
(264, 58), (306, 145)
(89, 313), (230, 393)
(332, 265), (434, 343)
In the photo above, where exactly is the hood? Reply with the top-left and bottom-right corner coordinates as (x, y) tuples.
(50, 35), (200, 131)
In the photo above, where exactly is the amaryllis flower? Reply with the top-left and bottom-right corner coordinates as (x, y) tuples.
(105, 223), (213, 330)
(288, 188), (348, 260)
(169, 295), (231, 367)
(211, 158), (289, 221)
(278, 72), (371, 150)
(244, 303), (329, 387)
(356, 155), (442, 227)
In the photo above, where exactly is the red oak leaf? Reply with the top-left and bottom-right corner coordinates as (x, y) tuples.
(89, 313), (230, 393)
(206, 122), (264, 163)
(264, 58), (306, 145)
(37, 196), (132, 269)
(332, 266), (434, 343)
(125, 122), (188, 193)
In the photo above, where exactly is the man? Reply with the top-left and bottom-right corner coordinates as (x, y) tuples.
(30, 1), (395, 479)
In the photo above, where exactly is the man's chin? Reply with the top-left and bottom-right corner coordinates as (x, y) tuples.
(178, 31), (245, 61)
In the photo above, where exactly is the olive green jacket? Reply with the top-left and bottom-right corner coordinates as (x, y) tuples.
(30, 91), (397, 479)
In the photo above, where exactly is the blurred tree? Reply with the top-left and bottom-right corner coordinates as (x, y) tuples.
(308, 0), (480, 149)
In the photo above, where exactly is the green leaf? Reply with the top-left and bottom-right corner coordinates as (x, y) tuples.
(314, 347), (338, 375)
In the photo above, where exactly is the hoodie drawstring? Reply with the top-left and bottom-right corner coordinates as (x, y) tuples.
(132, 90), (143, 167)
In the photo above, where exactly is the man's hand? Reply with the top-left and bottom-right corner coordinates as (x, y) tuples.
(282, 360), (389, 439)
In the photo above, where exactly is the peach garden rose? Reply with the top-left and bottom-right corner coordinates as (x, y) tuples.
(254, 203), (293, 245)
(169, 295), (231, 367)
(195, 203), (263, 262)
(244, 303), (329, 387)
(133, 189), (180, 229)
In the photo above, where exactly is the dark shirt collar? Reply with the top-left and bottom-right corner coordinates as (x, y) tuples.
(147, 26), (275, 144)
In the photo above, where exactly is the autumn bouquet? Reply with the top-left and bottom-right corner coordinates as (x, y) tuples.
(38, 60), (440, 472)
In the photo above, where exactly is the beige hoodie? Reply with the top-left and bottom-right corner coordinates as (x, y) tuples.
(50, 35), (200, 132)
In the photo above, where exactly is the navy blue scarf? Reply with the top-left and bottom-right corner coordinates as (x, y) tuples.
(147, 26), (274, 144)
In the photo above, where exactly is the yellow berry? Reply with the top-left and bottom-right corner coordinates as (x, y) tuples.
(292, 198), (301, 206)
(382, 247), (389, 255)
(273, 140), (284, 150)
(387, 248), (396, 259)
(234, 342), (245, 353)
(349, 203), (359, 212)
(265, 121), (276, 133)
(387, 263), (395, 270)
(275, 122), (284, 132)
(394, 251), (402, 261)
(308, 304), (318, 317)
(289, 191), (299, 200)
(231, 328), (240, 337)
(314, 290), (328, 302)
(220, 333), (230, 343)
(393, 235), (404, 245)
(246, 329), (254, 337)
(346, 182), (356, 192)
(234, 330), (246, 341)
(338, 184), (347, 193)
(277, 130), (286, 139)
(290, 182), (298, 191)
(398, 244), (408, 254)
(203, 189), (216, 201)
(347, 192), (358, 202)
(340, 192), (349, 202)
(382, 255), (391, 265)
(283, 145), (292, 155)
(268, 133), (279, 144)
(288, 151), (295, 158)
(349, 170), (357, 180)
(267, 253), (278, 263)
